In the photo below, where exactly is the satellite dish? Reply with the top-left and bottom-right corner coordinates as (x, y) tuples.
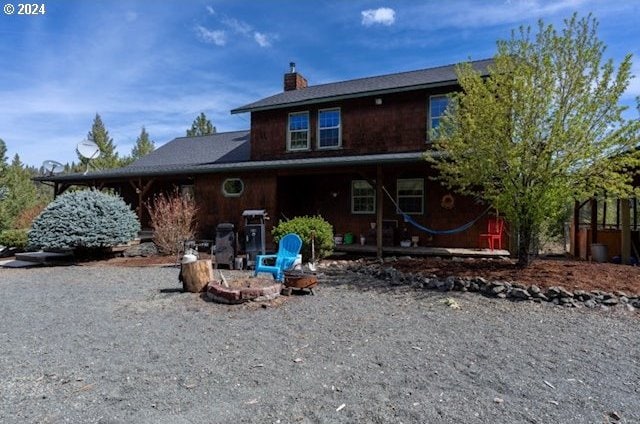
(77, 140), (101, 159)
(42, 160), (65, 175)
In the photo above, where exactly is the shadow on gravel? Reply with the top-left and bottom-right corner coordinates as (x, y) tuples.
(159, 288), (184, 294)
(318, 268), (431, 297)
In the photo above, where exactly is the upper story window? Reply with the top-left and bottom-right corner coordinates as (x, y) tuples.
(287, 111), (310, 151)
(318, 108), (341, 149)
(397, 178), (424, 215)
(428, 95), (450, 141)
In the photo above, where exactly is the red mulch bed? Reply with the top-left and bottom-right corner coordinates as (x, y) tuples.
(393, 257), (640, 295)
(84, 254), (640, 296)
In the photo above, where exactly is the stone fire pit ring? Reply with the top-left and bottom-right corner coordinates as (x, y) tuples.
(205, 271), (282, 304)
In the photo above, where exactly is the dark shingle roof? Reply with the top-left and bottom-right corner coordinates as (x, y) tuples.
(231, 58), (493, 113)
(130, 130), (250, 167)
(37, 151), (431, 183)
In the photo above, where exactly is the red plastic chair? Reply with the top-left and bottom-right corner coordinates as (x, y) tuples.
(479, 217), (505, 251)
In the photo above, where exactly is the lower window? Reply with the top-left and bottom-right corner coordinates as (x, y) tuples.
(351, 180), (375, 214)
(397, 178), (424, 214)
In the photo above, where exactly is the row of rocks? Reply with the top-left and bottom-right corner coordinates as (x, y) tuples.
(338, 261), (640, 310)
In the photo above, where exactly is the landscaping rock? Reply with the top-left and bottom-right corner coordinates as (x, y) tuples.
(510, 288), (531, 300)
(546, 287), (561, 299)
(437, 277), (455, 292)
(601, 297), (619, 306)
(528, 285), (541, 295)
(584, 299), (598, 308)
(490, 284), (507, 295)
(123, 242), (158, 257)
(573, 290), (592, 301)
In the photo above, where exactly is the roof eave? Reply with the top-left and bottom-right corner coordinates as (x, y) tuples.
(35, 151), (442, 183)
(230, 80), (459, 114)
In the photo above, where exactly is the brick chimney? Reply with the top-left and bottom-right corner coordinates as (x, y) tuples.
(284, 62), (308, 91)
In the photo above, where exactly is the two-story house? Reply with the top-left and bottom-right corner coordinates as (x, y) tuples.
(40, 59), (496, 254)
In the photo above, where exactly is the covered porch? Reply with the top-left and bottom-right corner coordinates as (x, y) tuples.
(333, 243), (509, 258)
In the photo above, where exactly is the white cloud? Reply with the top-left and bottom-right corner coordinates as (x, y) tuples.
(254, 32), (271, 47)
(222, 17), (252, 35)
(406, 0), (588, 30)
(195, 25), (226, 46)
(206, 5), (215, 15)
(361, 7), (396, 26)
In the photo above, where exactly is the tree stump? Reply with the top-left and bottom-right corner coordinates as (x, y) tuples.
(181, 259), (213, 293)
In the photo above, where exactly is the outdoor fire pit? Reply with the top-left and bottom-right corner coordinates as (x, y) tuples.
(206, 270), (282, 304)
(282, 271), (318, 295)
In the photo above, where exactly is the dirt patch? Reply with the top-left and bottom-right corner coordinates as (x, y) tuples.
(216, 276), (275, 289)
(393, 257), (640, 295)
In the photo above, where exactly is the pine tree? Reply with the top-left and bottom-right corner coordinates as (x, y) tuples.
(131, 126), (155, 160)
(78, 114), (121, 169)
(186, 112), (216, 137)
(0, 138), (7, 174)
(0, 154), (38, 231)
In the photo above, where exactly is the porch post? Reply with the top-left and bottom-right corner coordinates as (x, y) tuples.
(572, 200), (580, 257)
(621, 198), (631, 265)
(376, 165), (383, 259)
(129, 178), (155, 223)
(590, 198), (598, 244)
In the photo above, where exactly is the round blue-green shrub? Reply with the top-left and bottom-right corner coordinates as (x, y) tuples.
(28, 189), (141, 250)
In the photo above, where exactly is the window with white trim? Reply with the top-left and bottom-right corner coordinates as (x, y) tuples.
(397, 178), (424, 215)
(428, 94), (450, 141)
(287, 111), (310, 151)
(351, 180), (375, 214)
(318, 108), (341, 149)
(180, 184), (194, 200)
(222, 178), (244, 197)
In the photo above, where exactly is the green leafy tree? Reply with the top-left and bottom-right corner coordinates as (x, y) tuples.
(186, 112), (216, 137)
(78, 114), (121, 169)
(131, 126), (155, 160)
(428, 14), (640, 267)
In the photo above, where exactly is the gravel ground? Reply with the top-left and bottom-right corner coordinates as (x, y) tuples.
(0, 264), (638, 424)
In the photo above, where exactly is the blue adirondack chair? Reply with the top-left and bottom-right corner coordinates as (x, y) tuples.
(254, 233), (303, 282)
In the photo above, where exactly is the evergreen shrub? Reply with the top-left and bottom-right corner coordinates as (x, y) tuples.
(28, 189), (140, 250)
(0, 229), (28, 249)
(272, 215), (334, 262)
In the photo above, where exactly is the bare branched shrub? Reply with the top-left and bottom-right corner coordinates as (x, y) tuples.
(146, 188), (198, 255)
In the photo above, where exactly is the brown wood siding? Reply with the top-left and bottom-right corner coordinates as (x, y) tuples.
(102, 162), (492, 251)
(274, 163), (491, 249)
(194, 173), (278, 245)
(250, 87), (456, 161)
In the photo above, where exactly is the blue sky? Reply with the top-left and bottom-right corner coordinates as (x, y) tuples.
(1, 0), (639, 167)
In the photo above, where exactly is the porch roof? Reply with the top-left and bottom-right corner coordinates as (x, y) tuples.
(128, 130), (250, 168)
(231, 59), (493, 114)
(36, 151), (431, 183)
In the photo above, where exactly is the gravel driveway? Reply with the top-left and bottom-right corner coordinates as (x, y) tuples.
(0, 264), (638, 423)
